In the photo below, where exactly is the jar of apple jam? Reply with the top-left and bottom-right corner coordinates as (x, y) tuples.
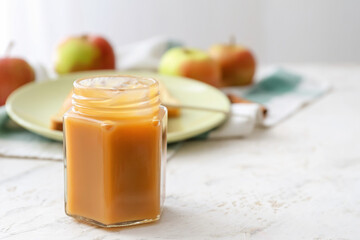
(63, 75), (167, 227)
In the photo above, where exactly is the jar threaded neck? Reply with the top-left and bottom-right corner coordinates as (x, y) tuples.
(72, 75), (160, 118)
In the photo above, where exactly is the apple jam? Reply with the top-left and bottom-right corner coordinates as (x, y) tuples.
(63, 75), (167, 227)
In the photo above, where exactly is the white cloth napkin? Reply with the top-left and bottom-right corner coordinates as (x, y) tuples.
(208, 103), (263, 139)
(222, 67), (331, 128)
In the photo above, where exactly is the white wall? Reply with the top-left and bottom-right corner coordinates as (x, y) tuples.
(1, 0), (359, 67)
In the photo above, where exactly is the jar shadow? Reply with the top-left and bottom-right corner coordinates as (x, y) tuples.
(88, 201), (249, 239)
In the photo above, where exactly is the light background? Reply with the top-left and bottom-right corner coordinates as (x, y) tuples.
(1, 0), (359, 67)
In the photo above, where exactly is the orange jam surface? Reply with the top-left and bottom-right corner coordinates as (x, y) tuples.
(64, 76), (166, 226)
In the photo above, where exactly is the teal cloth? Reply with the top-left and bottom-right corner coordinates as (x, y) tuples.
(191, 69), (317, 140)
(0, 106), (54, 142)
(244, 69), (302, 103)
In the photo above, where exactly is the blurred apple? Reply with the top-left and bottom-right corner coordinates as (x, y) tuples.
(209, 41), (256, 86)
(55, 34), (115, 74)
(158, 47), (221, 87)
(0, 43), (35, 106)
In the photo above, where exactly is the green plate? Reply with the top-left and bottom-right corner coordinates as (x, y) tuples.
(6, 70), (230, 143)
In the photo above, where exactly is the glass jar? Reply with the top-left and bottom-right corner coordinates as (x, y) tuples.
(63, 75), (167, 227)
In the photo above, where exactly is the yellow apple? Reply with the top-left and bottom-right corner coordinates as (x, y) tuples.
(158, 47), (221, 87)
(55, 34), (115, 74)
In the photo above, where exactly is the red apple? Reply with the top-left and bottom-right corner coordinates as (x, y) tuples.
(55, 34), (116, 74)
(158, 47), (221, 87)
(0, 44), (35, 106)
(209, 41), (256, 86)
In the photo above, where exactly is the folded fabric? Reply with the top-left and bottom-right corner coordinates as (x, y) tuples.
(0, 106), (63, 160)
(200, 103), (263, 140)
(222, 67), (331, 127)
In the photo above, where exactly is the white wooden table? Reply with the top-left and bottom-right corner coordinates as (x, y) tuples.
(1, 65), (360, 240)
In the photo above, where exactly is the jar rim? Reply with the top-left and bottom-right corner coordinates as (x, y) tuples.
(71, 74), (161, 118)
(73, 74), (159, 92)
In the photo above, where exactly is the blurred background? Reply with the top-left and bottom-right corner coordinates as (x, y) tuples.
(1, 0), (360, 67)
